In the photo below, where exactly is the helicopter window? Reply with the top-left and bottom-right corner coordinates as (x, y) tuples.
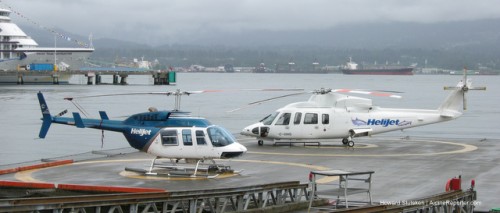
(182, 129), (193, 146)
(196, 130), (206, 145)
(304, 113), (318, 124)
(161, 130), (178, 146)
(261, 112), (278, 125)
(275, 113), (291, 125)
(294, 112), (302, 125)
(208, 126), (236, 147)
(322, 114), (329, 124)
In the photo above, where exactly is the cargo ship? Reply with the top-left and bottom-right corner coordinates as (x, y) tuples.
(341, 57), (414, 75)
(0, 8), (94, 84)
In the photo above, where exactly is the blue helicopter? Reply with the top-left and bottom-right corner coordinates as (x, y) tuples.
(37, 90), (247, 178)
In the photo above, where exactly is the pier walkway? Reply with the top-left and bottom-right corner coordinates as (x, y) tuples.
(2, 68), (176, 85)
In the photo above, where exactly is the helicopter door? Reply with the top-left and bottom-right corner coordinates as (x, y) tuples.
(286, 112), (302, 138)
(301, 112), (320, 138)
(195, 130), (207, 146)
(320, 113), (331, 136)
(182, 129), (193, 146)
(194, 130), (214, 157)
(181, 129), (196, 154)
(272, 112), (292, 138)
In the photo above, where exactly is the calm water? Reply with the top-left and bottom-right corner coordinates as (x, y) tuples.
(1, 73), (498, 165)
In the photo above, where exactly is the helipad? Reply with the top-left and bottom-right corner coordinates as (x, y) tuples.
(0, 136), (498, 211)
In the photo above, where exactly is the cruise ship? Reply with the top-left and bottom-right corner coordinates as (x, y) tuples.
(0, 8), (94, 84)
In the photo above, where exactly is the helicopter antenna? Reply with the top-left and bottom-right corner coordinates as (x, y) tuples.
(64, 98), (91, 117)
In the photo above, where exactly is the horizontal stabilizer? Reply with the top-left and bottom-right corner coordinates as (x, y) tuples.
(440, 109), (462, 118)
(99, 111), (109, 120)
(350, 128), (373, 136)
(73, 112), (85, 128)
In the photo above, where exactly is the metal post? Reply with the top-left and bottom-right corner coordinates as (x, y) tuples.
(308, 173), (316, 211)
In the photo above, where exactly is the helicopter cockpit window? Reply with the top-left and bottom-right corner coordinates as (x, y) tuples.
(322, 114), (329, 124)
(275, 113), (291, 125)
(304, 113), (318, 124)
(161, 130), (178, 146)
(182, 129), (193, 146)
(294, 112), (302, 125)
(196, 130), (206, 145)
(261, 112), (278, 125)
(207, 126), (236, 147)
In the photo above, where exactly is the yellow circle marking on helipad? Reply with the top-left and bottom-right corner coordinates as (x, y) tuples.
(15, 170), (44, 183)
(223, 159), (337, 184)
(303, 143), (378, 149)
(247, 139), (477, 157)
(119, 170), (239, 180)
(15, 158), (337, 183)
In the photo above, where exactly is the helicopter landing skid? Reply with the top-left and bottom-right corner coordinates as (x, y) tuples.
(125, 158), (240, 179)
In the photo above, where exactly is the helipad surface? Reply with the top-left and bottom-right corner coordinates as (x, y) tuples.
(1, 136), (498, 211)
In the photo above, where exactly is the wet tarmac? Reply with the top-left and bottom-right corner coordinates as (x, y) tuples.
(1, 136), (498, 211)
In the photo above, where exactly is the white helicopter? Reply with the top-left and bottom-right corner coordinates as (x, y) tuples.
(241, 73), (486, 147)
(38, 90), (247, 178)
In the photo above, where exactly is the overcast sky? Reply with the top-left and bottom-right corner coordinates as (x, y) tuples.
(2, 0), (500, 45)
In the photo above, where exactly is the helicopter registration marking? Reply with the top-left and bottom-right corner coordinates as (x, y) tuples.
(131, 128), (152, 136)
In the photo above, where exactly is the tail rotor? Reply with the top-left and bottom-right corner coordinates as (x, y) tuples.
(443, 67), (486, 110)
(37, 92), (53, 138)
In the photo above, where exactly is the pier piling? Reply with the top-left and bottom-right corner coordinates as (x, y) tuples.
(113, 74), (119, 85)
(16, 74), (23, 85)
(120, 74), (128, 85)
(4, 70), (176, 85)
(52, 74), (59, 85)
(95, 74), (102, 85)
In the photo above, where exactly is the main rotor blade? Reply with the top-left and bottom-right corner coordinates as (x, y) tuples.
(239, 88), (304, 92)
(64, 88), (304, 100)
(64, 92), (175, 100)
(332, 89), (402, 98)
(228, 92), (307, 112)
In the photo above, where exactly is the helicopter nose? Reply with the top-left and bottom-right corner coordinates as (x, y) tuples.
(240, 143), (248, 153)
(241, 124), (270, 138)
(241, 123), (260, 136)
(220, 143), (247, 159)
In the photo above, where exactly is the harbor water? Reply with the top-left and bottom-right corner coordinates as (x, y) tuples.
(0, 73), (498, 165)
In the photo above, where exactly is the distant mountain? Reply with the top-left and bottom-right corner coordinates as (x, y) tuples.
(20, 19), (500, 50)
(19, 24), (148, 49)
(17, 19), (500, 70)
(174, 19), (500, 50)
